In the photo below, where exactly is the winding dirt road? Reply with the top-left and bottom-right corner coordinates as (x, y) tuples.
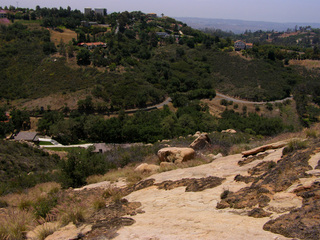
(216, 92), (293, 105)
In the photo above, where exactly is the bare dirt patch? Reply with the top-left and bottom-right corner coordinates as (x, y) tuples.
(11, 89), (96, 111)
(202, 97), (280, 118)
(229, 51), (253, 61)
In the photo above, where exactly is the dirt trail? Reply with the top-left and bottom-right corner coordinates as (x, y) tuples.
(216, 92), (293, 105)
(114, 149), (291, 240)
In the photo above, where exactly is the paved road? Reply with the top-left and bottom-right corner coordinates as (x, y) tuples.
(215, 92), (293, 105)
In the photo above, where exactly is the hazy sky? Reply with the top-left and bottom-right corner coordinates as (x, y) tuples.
(1, 0), (320, 23)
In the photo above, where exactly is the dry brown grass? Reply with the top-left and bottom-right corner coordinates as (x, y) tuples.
(12, 88), (95, 111)
(290, 59), (320, 70)
(1, 182), (61, 208)
(0, 208), (36, 240)
(102, 186), (123, 203)
(55, 201), (88, 226)
(86, 166), (151, 186)
(31, 222), (61, 240)
(49, 29), (77, 46)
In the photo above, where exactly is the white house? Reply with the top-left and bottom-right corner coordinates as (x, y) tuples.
(234, 40), (246, 50)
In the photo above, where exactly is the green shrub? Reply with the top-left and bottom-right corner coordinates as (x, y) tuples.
(33, 194), (58, 218)
(266, 103), (273, 111)
(0, 199), (8, 208)
(220, 189), (231, 199)
(283, 139), (308, 155)
(18, 199), (33, 211)
(92, 198), (106, 211)
(220, 99), (228, 106)
(306, 129), (317, 138)
(56, 201), (87, 226)
(268, 161), (276, 169)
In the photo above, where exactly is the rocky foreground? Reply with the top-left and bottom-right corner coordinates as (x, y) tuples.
(29, 138), (320, 240)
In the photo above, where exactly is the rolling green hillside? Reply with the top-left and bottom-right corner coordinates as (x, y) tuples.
(0, 140), (60, 195)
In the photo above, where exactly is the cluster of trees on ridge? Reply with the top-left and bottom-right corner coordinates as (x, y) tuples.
(1, 6), (320, 133)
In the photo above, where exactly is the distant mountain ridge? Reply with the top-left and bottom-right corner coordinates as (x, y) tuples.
(176, 17), (320, 34)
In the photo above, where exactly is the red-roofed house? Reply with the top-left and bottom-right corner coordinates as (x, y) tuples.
(79, 42), (106, 50)
(0, 10), (10, 25)
(246, 43), (253, 49)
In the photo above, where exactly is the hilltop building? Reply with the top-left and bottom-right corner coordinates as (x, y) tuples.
(84, 8), (92, 15)
(84, 7), (107, 16)
(95, 8), (107, 16)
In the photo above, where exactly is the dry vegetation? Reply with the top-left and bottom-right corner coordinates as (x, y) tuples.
(11, 88), (99, 111)
(290, 59), (320, 70)
(49, 29), (77, 46)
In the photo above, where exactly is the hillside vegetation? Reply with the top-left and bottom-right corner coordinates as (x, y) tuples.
(0, 140), (60, 195)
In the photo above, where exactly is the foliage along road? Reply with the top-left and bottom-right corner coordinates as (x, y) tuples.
(215, 92), (293, 105)
(109, 97), (172, 115)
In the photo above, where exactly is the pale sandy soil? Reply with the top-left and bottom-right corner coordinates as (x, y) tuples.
(114, 149), (293, 240)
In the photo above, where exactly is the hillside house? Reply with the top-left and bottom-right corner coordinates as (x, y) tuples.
(147, 13), (157, 18)
(234, 40), (253, 50)
(156, 32), (170, 38)
(246, 43), (253, 49)
(79, 42), (107, 50)
(0, 10), (7, 18)
(234, 40), (246, 50)
(92, 143), (110, 153)
(0, 10), (9, 24)
(81, 21), (98, 27)
(14, 131), (39, 142)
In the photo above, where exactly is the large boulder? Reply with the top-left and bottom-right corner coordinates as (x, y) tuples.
(189, 133), (211, 150)
(134, 163), (160, 174)
(193, 131), (201, 138)
(157, 147), (195, 164)
(160, 161), (175, 169)
(221, 129), (237, 134)
(207, 153), (223, 160)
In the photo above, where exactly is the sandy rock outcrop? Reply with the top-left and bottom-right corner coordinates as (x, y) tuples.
(157, 147), (195, 164)
(222, 129), (237, 134)
(193, 131), (201, 137)
(160, 161), (175, 169)
(134, 163), (160, 174)
(189, 133), (211, 150)
(264, 181), (320, 240)
(242, 141), (288, 157)
(45, 223), (92, 240)
(207, 153), (223, 160)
